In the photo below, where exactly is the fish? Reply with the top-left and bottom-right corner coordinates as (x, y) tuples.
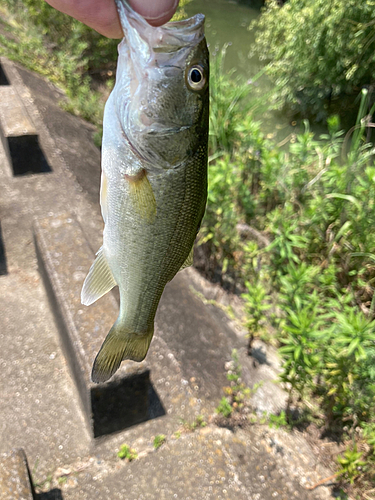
(81, 0), (209, 383)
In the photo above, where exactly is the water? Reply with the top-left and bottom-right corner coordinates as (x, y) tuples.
(185, 0), (261, 78)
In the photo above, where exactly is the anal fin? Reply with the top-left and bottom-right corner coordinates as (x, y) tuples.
(81, 247), (116, 306)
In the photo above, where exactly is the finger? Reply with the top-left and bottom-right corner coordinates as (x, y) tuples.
(45, 0), (123, 38)
(44, 0), (179, 38)
(128, 0), (179, 26)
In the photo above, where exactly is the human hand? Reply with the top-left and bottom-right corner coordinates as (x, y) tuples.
(44, 0), (180, 38)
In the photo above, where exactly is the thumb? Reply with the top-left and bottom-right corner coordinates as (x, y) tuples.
(128, 0), (179, 27)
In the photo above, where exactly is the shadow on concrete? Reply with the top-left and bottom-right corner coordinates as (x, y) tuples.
(0, 221), (7, 275)
(251, 345), (271, 366)
(8, 136), (52, 176)
(148, 384), (166, 420)
(0, 63), (9, 86)
(36, 488), (63, 500)
(91, 375), (165, 438)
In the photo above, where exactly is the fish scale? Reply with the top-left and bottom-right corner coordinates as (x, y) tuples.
(81, 0), (209, 383)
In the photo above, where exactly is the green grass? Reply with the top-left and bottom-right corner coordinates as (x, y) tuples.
(117, 444), (138, 461)
(153, 434), (166, 449)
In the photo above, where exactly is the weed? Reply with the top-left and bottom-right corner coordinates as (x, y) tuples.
(204, 70), (375, 494)
(267, 411), (289, 429)
(194, 415), (207, 428)
(179, 415), (208, 432)
(336, 446), (366, 485)
(153, 434), (166, 449)
(216, 349), (259, 420)
(117, 444), (138, 461)
(216, 396), (233, 419)
(242, 279), (271, 354)
(33, 474), (53, 490)
(57, 475), (67, 486)
(252, 0), (375, 122)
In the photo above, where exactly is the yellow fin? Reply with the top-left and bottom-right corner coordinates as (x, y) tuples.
(91, 322), (154, 383)
(179, 245), (194, 271)
(126, 170), (156, 223)
(81, 247), (116, 306)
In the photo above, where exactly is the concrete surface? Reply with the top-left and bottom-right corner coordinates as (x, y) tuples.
(0, 448), (35, 499)
(0, 56), (335, 499)
(54, 426), (332, 500)
(0, 85), (36, 137)
(0, 84), (50, 177)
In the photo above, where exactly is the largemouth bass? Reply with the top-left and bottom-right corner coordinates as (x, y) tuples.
(81, 0), (209, 383)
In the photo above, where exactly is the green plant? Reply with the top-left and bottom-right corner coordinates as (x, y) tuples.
(33, 474), (53, 490)
(153, 434), (166, 449)
(57, 475), (67, 486)
(362, 422), (375, 454)
(321, 308), (375, 423)
(252, 0), (375, 122)
(117, 444), (138, 461)
(170, 0), (192, 21)
(216, 396), (233, 418)
(209, 45), (259, 155)
(336, 446), (366, 484)
(278, 305), (323, 410)
(242, 279), (271, 354)
(193, 415), (207, 429)
(333, 490), (349, 500)
(0, 3), (107, 126)
(216, 349), (256, 419)
(179, 415), (208, 432)
(268, 410), (288, 429)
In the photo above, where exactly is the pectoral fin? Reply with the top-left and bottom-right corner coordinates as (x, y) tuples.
(126, 169), (156, 223)
(81, 247), (116, 306)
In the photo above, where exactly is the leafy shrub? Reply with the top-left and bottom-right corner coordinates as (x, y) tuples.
(204, 72), (375, 490)
(252, 0), (375, 121)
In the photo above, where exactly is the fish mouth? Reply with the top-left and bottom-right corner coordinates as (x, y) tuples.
(115, 0), (205, 54)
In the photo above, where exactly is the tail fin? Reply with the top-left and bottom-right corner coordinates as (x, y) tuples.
(91, 321), (154, 384)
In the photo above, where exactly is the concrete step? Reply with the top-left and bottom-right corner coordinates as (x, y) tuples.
(0, 449), (35, 500)
(33, 213), (152, 438)
(0, 62), (51, 177)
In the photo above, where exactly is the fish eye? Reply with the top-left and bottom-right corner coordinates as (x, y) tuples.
(186, 65), (206, 91)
